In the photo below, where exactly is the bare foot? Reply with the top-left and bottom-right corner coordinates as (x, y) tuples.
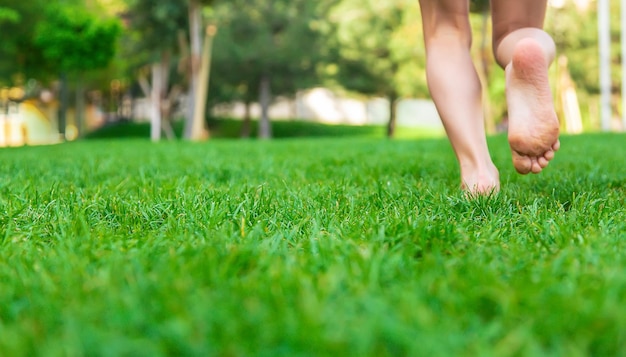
(460, 162), (500, 196)
(506, 38), (560, 175)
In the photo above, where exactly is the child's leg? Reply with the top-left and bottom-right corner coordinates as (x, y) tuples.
(492, 1), (560, 174)
(418, 0), (499, 194)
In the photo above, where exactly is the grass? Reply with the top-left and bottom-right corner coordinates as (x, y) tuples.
(84, 118), (445, 140)
(1, 130), (626, 356)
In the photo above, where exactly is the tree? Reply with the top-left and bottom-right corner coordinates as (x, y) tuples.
(210, 0), (327, 139)
(35, 7), (119, 73)
(124, 0), (214, 141)
(125, 0), (189, 141)
(0, 0), (53, 86)
(34, 3), (120, 138)
(185, 0), (215, 140)
(325, 0), (428, 138)
(546, 2), (620, 130)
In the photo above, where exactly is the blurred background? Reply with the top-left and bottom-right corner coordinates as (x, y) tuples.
(0, 0), (623, 146)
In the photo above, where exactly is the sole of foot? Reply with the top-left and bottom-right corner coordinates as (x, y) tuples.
(506, 38), (560, 175)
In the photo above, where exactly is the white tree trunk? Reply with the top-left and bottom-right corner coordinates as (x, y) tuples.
(598, 0), (612, 131)
(259, 74), (272, 139)
(151, 62), (163, 142)
(185, 0), (203, 139)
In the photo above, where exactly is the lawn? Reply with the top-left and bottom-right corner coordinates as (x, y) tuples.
(1, 131), (625, 356)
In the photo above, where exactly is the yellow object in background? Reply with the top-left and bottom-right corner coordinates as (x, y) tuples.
(0, 99), (60, 148)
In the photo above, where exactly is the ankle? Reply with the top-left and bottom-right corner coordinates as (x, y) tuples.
(458, 156), (496, 173)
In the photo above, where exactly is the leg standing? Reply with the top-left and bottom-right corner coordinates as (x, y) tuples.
(418, 0), (500, 194)
(491, 1), (560, 174)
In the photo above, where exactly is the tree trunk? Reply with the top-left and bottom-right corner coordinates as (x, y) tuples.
(191, 25), (216, 141)
(387, 93), (397, 138)
(598, 0), (612, 131)
(162, 117), (176, 140)
(162, 85), (183, 141)
(185, 0), (203, 139)
(150, 62), (163, 142)
(240, 99), (252, 138)
(479, 10), (496, 134)
(259, 74), (272, 139)
(159, 51), (177, 140)
(58, 72), (68, 140)
(75, 78), (85, 138)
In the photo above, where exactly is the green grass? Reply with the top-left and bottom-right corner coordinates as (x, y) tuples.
(85, 118), (445, 140)
(1, 132), (626, 356)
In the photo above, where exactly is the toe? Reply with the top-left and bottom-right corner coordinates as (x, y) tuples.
(538, 156), (549, 168)
(544, 149), (555, 161)
(513, 154), (532, 174)
(552, 140), (561, 151)
(531, 160), (543, 174)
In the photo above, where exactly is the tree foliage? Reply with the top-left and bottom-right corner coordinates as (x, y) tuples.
(212, 0), (325, 96)
(0, 0), (49, 84)
(0, 6), (19, 24)
(125, 0), (187, 60)
(547, 4), (618, 96)
(322, 0), (428, 136)
(209, 0), (328, 137)
(0, 0), (121, 87)
(325, 0), (428, 98)
(34, 5), (121, 74)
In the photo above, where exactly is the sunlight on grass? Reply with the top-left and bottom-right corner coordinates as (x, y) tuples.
(394, 126), (446, 139)
(0, 133), (625, 356)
